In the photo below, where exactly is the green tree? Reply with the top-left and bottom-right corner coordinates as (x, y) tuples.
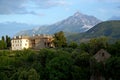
(71, 66), (83, 80)
(68, 41), (78, 49)
(0, 72), (8, 80)
(107, 40), (120, 56)
(0, 35), (11, 49)
(47, 54), (73, 80)
(0, 40), (7, 49)
(2, 36), (5, 42)
(10, 72), (19, 80)
(6, 35), (11, 48)
(37, 49), (57, 67)
(53, 31), (67, 47)
(79, 42), (90, 53)
(37, 49), (57, 80)
(105, 57), (120, 80)
(18, 71), (28, 80)
(90, 59), (105, 80)
(28, 68), (40, 80)
(72, 52), (90, 80)
(89, 37), (108, 55)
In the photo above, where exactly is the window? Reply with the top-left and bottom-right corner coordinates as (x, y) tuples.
(102, 53), (104, 57)
(25, 44), (27, 46)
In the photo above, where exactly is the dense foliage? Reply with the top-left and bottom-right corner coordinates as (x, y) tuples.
(0, 35), (11, 49)
(0, 37), (120, 80)
(53, 31), (67, 47)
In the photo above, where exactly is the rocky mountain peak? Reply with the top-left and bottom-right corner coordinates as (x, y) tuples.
(16, 12), (101, 36)
(73, 11), (83, 17)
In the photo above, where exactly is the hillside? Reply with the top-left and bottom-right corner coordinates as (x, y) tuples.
(68, 20), (120, 42)
(16, 12), (101, 36)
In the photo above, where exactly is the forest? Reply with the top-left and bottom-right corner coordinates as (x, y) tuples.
(0, 32), (120, 80)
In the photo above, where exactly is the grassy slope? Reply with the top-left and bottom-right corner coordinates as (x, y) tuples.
(67, 20), (120, 42)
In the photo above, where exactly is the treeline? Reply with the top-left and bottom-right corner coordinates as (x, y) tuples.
(0, 31), (120, 80)
(0, 35), (11, 49)
(0, 37), (120, 80)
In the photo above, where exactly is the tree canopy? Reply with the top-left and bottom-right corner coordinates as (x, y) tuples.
(53, 31), (67, 47)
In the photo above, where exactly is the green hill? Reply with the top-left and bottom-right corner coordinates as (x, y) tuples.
(68, 20), (120, 42)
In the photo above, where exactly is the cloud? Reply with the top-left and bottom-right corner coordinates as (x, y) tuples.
(30, 0), (69, 9)
(0, 0), (69, 14)
(0, 0), (27, 14)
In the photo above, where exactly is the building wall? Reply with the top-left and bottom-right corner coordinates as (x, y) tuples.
(21, 39), (30, 49)
(11, 35), (54, 50)
(11, 39), (30, 50)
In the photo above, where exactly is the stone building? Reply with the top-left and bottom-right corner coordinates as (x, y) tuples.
(93, 49), (111, 62)
(90, 49), (111, 80)
(11, 34), (54, 50)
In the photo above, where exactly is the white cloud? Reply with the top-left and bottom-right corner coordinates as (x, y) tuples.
(0, 0), (69, 14)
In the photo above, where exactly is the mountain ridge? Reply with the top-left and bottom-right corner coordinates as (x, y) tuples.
(67, 20), (120, 42)
(16, 12), (101, 36)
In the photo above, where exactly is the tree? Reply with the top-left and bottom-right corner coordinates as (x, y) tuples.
(90, 59), (105, 80)
(53, 31), (67, 47)
(6, 35), (11, 48)
(37, 49), (57, 67)
(10, 72), (19, 80)
(28, 68), (40, 80)
(79, 42), (90, 53)
(0, 40), (7, 49)
(18, 71), (28, 80)
(107, 40), (120, 56)
(72, 52), (90, 80)
(89, 37), (108, 55)
(68, 41), (78, 49)
(46, 54), (73, 80)
(105, 57), (120, 80)
(2, 36), (5, 42)
(0, 72), (8, 80)
(0, 35), (11, 49)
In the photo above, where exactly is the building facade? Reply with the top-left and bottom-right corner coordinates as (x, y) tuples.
(90, 49), (111, 80)
(11, 36), (31, 50)
(11, 34), (54, 50)
(93, 49), (111, 62)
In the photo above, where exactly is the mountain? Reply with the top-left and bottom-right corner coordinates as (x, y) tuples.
(16, 12), (101, 36)
(68, 20), (120, 42)
(0, 22), (36, 38)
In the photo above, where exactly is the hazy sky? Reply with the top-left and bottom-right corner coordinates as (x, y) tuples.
(0, 0), (120, 25)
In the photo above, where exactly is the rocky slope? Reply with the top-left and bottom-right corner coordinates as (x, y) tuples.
(16, 12), (101, 36)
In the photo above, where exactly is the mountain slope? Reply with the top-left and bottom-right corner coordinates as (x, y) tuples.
(16, 12), (101, 36)
(68, 20), (120, 42)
